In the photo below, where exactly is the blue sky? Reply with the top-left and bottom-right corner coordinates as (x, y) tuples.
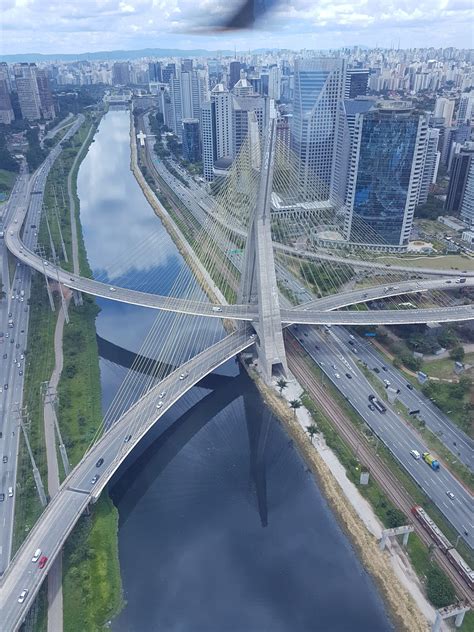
(1, 0), (473, 55)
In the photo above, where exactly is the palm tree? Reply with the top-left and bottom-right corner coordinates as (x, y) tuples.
(306, 424), (319, 444)
(289, 399), (302, 417)
(277, 378), (288, 396)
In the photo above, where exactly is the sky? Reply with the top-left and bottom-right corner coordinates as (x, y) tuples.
(1, 0), (473, 56)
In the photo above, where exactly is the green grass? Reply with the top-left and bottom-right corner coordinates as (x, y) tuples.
(0, 168), (16, 201)
(63, 495), (123, 632)
(377, 253), (474, 271)
(424, 353), (474, 380)
(12, 275), (57, 553)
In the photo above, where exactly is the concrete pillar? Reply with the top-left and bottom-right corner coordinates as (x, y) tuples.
(73, 290), (83, 307)
(379, 534), (387, 551)
(432, 613), (442, 632)
(455, 612), (466, 628)
(402, 531), (410, 547)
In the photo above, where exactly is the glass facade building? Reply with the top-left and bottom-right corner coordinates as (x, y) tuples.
(346, 103), (427, 248)
(182, 118), (201, 163)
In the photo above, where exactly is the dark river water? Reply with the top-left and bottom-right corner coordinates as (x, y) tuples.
(76, 109), (393, 632)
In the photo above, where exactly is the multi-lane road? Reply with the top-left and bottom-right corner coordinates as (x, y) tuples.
(290, 324), (473, 550)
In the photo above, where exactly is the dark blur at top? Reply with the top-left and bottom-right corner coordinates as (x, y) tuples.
(194, 0), (281, 32)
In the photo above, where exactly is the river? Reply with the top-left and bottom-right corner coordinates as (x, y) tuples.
(76, 109), (393, 632)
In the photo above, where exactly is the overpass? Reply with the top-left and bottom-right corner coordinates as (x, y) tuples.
(0, 329), (254, 631)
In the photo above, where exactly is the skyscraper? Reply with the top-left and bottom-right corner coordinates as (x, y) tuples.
(232, 94), (266, 155)
(14, 63), (41, 121)
(169, 70), (205, 141)
(433, 97), (455, 127)
(344, 69), (369, 99)
(200, 100), (216, 181)
(460, 147), (474, 226)
(291, 58), (346, 196)
(417, 127), (440, 205)
(182, 119), (201, 163)
(0, 63), (14, 124)
(445, 142), (474, 218)
(344, 102), (428, 249)
(229, 61), (241, 90)
(148, 62), (162, 83)
(36, 69), (55, 120)
(457, 92), (474, 124)
(112, 62), (131, 85)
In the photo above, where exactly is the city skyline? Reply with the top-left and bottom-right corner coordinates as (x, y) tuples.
(1, 0), (474, 57)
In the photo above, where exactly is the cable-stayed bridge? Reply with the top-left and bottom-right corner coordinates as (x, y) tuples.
(1, 112), (473, 629)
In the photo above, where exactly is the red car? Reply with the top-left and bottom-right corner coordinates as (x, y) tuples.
(38, 556), (48, 569)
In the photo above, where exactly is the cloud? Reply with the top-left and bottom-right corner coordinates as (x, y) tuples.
(0, 0), (472, 54)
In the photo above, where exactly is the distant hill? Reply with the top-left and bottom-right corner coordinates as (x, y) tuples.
(0, 47), (243, 63)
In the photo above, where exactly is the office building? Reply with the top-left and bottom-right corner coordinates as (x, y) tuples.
(232, 94), (266, 155)
(344, 68), (369, 99)
(268, 66), (281, 100)
(182, 118), (201, 162)
(0, 64), (14, 124)
(445, 142), (474, 218)
(433, 97), (455, 127)
(169, 70), (205, 140)
(112, 62), (131, 85)
(201, 100), (216, 181)
(331, 98), (376, 206)
(229, 61), (241, 90)
(458, 92), (474, 124)
(232, 78), (254, 97)
(291, 57), (346, 196)
(36, 69), (55, 120)
(14, 63), (42, 120)
(418, 127), (440, 204)
(182, 59), (193, 73)
(162, 64), (176, 84)
(148, 62), (162, 83)
(345, 102), (428, 249)
(460, 156), (474, 226)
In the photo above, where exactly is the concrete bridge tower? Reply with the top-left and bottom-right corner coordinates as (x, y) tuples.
(238, 108), (288, 382)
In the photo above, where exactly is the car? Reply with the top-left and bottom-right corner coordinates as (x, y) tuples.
(368, 404), (375, 411)
(5, 333), (9, 338)
(19, 371), (23, 376)
(334, 373), (341, 379)
(3, 384), (7, 390)
(211, 306), (222, 312)
(3, 354), (6, 359)
(17, 362), (21, 368)
(159, 391), (166, 399)
(406, 383), (413, 390)
(43, 261), (49, 266)
(445, 280), (452, 284)
(156, 401), (163, 409)
(348, 340), (354, 346)
(109, 287), (116, 292)
(383, 379), (391, 387)
(0, 493), (4, 502)
(124, 434), (132, 443)
(179, 372), (188, 380)
(373, 367), (380, 373)
(3, 455), (7, 463)
(381, 366), (387, 371)
(345, 373), (352, 379)
(96, 458), (104, 468)
(38, 556), (48, 569)
(20, 354), (24, 360)
(32, 548), (42, 562)
(18, 589), (29, 604)
(91, 474), (100, 485)
(8, 313), (12, 318)
(8, 486), (13, 497)
(410, 450), (421, 460)
(332, 364), (337, 370)
(446, 491), (455, 500)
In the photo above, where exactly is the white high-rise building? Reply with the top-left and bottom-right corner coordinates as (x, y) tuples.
(169, 70), (205, 140)
(457, 92), (474, 124)
(433, 97), (455, 126)
(418, 127), (440, 205)
(14, 63), (41, 121)
(211, 84), (234, 161)
(268, 66), (281, 101)
(291, 58), (346, 197)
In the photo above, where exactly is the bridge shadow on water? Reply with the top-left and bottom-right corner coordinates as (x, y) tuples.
(104, 342), (270, 529)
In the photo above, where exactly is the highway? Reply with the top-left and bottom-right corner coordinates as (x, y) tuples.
(0, 328), (254, 631)
(288, 324), (473, 549)
(0, 116), (84, 575)
(333, 327), (473, 470)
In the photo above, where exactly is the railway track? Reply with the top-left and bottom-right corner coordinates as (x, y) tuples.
(286, 337), (473, 604)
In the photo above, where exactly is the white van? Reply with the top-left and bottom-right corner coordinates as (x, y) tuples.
(410, 450), (421, 460)
(8, 486), (13, 497)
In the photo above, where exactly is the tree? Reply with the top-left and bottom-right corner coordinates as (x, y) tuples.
(277, 378), (288, 395)
(306, 424), (319, 444)
(426, 565), (456, 607)
(449, 345), (465, 362)
(289, 399), (302, 417)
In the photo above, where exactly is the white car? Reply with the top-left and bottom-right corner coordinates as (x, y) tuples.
(335, 373), (341, 379)
(179, 372), (188, 380)
(410, 450), (421, 460)
(43, 261), (49, 267)
(32, 548), (42, 563)
(159, 391), (166, 398)
(446, 491), (455, 500)
(383, 379), (391, 387)
(156, 401), (163, 409)
(18, 589), (28, 604)
(109, 287), (116, 292)
(211, 306), (222, 312)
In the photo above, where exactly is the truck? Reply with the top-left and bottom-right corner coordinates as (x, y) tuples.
(422, 452), (440, 471)
(368, 394), (386, 413)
